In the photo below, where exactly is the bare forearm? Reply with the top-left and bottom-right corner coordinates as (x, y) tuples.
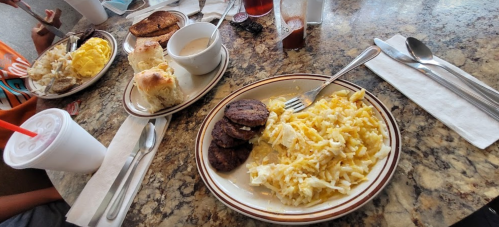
(0, 187), (62, 222)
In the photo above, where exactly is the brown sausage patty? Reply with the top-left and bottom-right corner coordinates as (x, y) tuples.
(220, 117), (261, 140)
(224, 99), (269, 127)
(211, 120), (246, 148)
(208, 141), (252, 172)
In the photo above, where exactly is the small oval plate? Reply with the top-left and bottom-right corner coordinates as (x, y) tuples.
(26, 30), (118, 99)
(122, 45), (229, 118)
(123, 10), (188, 54)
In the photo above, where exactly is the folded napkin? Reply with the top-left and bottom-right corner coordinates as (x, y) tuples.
(66, 115), (171, 227)
(127, 0), (200, 20)
(365, 34), (499, 149)
(201, 0), (241, 22)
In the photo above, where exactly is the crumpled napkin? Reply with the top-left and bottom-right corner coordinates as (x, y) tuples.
(365, 34), (499, 149)
(66, 115), (171, 227)
(201, 0), (241, 22)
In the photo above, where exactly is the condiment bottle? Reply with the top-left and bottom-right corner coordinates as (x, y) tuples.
(279, 0), (307, 49)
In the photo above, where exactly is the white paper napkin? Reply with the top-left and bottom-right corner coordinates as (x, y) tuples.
(66, 115), (171, 227)
(201, 0), (241, 22)
(365, 34), (499, 149)
(126, 0), (201, 20)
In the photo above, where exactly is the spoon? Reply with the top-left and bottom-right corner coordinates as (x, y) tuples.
(107, 122), (156, 220)
(406, 37), (499, 106)
(207, 0), (236, 47)
(232, 0), (248, 24)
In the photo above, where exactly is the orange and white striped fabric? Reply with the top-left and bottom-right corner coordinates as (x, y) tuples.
(0, 40), (37, 149)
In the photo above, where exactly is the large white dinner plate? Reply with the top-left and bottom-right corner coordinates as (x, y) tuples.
(195, 74), (401, 225)
(123, 45), (229, 118)
(26, 30), (117, 99)
(123, 10), (188, 54)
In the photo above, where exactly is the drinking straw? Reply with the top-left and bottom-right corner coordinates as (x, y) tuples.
(0, 119), (38, 137)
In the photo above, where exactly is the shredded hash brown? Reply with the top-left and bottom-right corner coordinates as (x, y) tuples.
(246, 89), (391, 206)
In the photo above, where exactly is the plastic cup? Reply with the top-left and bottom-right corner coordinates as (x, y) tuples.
(64, 0), (108, 25)
(3, 108), (106, 173)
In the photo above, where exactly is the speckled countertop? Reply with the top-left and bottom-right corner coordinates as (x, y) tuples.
(41, 0), (499, 226)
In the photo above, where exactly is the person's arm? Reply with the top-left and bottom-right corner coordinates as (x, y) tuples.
(0, 187), (63, 222)
(31, 9), (62, 55)
(0, 0), (19, 8)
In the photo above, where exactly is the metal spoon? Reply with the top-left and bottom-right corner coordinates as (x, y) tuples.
(106, 122), (156, 220)
(406, 37), (499, 106)
(232, 0), (248, 24)
(207, 0), (236, 47)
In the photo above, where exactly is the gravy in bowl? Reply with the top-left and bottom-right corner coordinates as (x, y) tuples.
(179, 38), (209, 56)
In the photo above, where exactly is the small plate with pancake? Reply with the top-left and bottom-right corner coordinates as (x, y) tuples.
(123, 10), (188, 54)
(122, 45), (229, 118)
(195, 74), (402, 225)
(26, 30), (118, 99)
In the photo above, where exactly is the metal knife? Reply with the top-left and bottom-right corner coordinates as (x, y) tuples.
(87, 124), (148, 226)
(16, 1), (65, 38)
(374, 38), (499, 122)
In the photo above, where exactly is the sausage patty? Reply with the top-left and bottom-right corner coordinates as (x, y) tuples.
(208, 141), (252, 172)
(224, 99), (269, 127)
(220, 117), (261, 140)
(211, 120), (246, 148)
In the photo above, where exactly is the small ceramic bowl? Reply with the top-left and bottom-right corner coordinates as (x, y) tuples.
(167, 22), (222, 75)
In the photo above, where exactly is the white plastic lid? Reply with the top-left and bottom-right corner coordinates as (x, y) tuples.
(10, 110), (63, 163)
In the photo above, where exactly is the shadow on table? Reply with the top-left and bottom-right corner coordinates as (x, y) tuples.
(451, 196), (499, 227)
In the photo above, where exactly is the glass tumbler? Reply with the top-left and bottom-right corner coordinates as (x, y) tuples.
(307, 0), (325, 25)
(243, 0), (274, 17)
(280, 0), (307, 49)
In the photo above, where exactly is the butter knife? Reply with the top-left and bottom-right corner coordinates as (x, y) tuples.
(88, 123), (148, 226)
(374, 38), (499, 122)
(16, 1), (65, 38)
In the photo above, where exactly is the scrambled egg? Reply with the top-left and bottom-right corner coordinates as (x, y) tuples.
(246, 89), (391, 207)
(71, 37), (111, 78)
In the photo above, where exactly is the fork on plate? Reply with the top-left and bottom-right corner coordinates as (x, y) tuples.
(284, 46), (381, 112)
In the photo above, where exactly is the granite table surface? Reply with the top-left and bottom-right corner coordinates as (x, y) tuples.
(41, 0), (499, 226)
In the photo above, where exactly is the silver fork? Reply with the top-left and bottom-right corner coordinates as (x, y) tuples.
(284, 46), (381, 112)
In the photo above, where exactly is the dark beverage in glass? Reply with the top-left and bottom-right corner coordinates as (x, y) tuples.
(243, 0), (273, 17)
(282, 17), (305, 49)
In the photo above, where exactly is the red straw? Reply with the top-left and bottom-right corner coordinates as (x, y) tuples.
(0, 119), (38, 137)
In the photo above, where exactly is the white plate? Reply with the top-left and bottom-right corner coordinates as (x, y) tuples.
(26, 30), (118, 99)
(195, 74), (402, 225)
(123, 10), (188, 54)
(122, 45), (229, 118)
